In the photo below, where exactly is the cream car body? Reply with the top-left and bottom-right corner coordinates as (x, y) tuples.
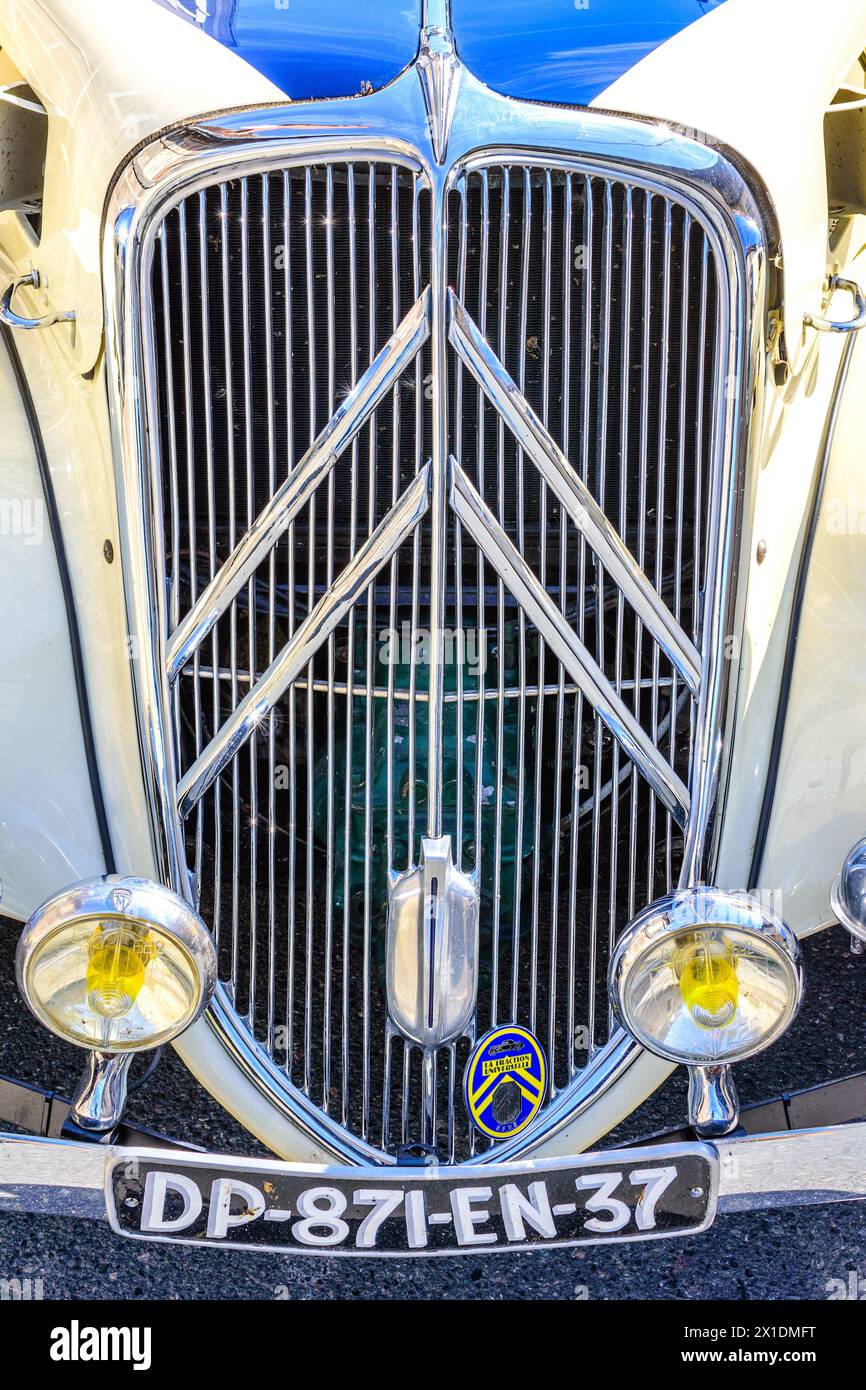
(0, 0), (863, 1170)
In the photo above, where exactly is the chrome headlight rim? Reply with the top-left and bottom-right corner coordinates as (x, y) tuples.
(609, 887), (804, 1067)
(830, 836), (866, 943)
(16, 874), (217, 1052)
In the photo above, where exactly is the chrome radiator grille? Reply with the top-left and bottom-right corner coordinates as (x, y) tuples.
(150, 155), (720, 1161)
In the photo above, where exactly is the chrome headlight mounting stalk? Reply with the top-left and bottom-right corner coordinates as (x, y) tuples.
(609, 888), (803, 1138)
(16, 877), (217, 1134)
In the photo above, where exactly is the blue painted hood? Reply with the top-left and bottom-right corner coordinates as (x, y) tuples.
(152, 0), (726, 106)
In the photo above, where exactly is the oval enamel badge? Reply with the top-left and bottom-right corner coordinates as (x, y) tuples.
(464, 1025), (547, 1140)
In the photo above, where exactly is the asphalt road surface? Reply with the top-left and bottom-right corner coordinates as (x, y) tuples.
(0, 919), (864, 1300)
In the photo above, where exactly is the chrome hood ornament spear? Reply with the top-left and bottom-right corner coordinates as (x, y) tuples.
(387, 836), (479, 1048)
(417, 0), (461, 164)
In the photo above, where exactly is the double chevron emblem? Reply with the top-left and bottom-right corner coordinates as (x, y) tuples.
(170, 281), (696, 833)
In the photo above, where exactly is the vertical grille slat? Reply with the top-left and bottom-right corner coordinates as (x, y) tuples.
(362, 162), (378, 1137)
(611, 181), (631, 1003)
(281, 169), (298, 1086)
(561, 171), (579, 1083)
(150, 154), (722, 1163)
(261, 174), (277, 1055)
(340, 164), (358, 1129)
(301, 166), (316, 1096)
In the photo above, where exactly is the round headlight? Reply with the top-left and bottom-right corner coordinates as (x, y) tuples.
(609, 889), (802, 1066)
(830, 836), (866, 943)
(17, 877), (217, 1052)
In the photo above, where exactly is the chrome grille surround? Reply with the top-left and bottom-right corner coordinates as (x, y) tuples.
(103, 52), (771, 1165)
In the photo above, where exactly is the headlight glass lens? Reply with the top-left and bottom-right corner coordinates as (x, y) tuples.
(619, 925), (798, 1064)
(24, 916), (202, 1051)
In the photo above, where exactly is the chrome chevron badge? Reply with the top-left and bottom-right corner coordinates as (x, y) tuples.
(387, 836), (479, 1047)
(417, 0), (461, 164)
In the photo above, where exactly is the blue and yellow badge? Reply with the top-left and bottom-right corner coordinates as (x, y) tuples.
(464, 1025), (547, 1140)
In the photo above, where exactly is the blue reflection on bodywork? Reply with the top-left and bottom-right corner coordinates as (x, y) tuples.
(451, 0), (727, 106)
(150, 0), (422, 100)
(149, 0), (726, 107)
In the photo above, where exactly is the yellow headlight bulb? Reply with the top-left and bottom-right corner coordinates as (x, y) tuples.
(86, 924), (157, 1020)
(676, 936), (739, 1029)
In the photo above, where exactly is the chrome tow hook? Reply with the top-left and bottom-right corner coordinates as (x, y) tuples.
(0, 267), (75, 332)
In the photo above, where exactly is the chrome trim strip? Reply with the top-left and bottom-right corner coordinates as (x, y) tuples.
(165, 288), (432, 682)
(448, 289), (702, 697)
(177, 463), (432, 816)
(450, 459), (690, 824)
(715, 1122), (866, 1213)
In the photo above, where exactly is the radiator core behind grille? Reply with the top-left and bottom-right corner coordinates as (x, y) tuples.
(150, 155), (719, 1161)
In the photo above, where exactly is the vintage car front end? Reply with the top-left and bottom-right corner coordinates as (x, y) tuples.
(0, 0), (865, 1256)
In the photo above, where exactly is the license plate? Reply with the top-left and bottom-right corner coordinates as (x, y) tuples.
(105, 1142), (717, 1256)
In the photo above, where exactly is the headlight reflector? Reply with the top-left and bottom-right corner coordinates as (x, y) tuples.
(676, 937), (739, 1030)
(17, 877), (216, 1052)
(610, 889), (802, 1066)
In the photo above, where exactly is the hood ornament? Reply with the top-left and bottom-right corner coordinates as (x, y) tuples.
(417, 0), (461, 164)
(387, 836), (479, 1047)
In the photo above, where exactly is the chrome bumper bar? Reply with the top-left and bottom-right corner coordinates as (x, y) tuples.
(1, 1122), (864, 1225)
